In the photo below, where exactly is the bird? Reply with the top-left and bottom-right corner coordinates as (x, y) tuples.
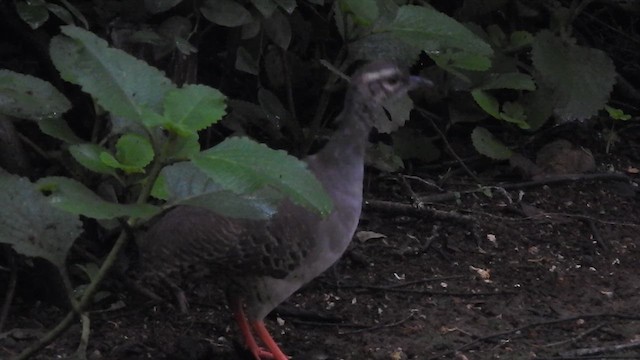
(137, 62), (430, 360)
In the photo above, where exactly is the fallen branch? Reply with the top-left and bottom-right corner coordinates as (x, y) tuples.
(428, 313), (640, 360)
(339, 312), (415, 335)
(364, 200), (475, 225)
(559, 339), (640, 357)
(419, 172), (632, 204)
(542, 323), (605, 348)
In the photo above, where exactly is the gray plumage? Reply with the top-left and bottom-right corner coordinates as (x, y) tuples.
(137, 62), (426, 321)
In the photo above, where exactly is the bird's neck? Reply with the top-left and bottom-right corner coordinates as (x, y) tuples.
(305, 93), (372, 205)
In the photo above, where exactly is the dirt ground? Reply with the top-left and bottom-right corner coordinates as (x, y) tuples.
(2, 142), (640, 360)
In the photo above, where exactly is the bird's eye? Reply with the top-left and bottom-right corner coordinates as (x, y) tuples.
(386, 77), (399, 85)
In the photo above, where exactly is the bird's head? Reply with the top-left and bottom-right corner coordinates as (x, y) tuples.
(350, 61), (432, 106)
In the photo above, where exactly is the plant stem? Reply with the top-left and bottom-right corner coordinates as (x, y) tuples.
(75, 313), (90, 360)
(0, 251), (17, 332)
(13, 150), (165, 359)
(303, 48), (348, 155)
(14, 312), (76, 360)
(77, 231), (128, 309)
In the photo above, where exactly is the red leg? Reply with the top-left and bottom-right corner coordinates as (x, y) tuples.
(230, 297), (276, 359)
(252, 321), (289, 360)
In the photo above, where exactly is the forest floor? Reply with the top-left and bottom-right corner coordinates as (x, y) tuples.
(2, 138), (640, 360)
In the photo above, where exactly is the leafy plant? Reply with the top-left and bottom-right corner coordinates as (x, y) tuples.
(0, 0), (631, 358)
(0, 24), (332, 359)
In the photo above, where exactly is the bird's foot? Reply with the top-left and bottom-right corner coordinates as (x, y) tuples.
(251, 346), (280, 359)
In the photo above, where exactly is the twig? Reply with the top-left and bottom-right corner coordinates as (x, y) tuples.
(353, 287), (507, 297)
(17, 132), (51, 160)
(328, 276), (464, 291)
(451, 206), (640, 229)
(75, 313), (90, 360)
(0, 251), (17, 332)
(428, 313), (640, 360)
(500, 172), (632, 190)
(402, 174), (443, 192)
(542, 323), (605, 347)
(339, 312), (415, 335)
(416, 107), (481, 183)
(416, 172), (632, 204)
(13, 312), (76, 360)
(584, 217), (610, 253)
(398, 174), (422, 206)
(364, 199), (475, 225)
(14, 231), (130, 360)
(332, 278), (508, 297)
(559, 339), (640, 357)
(303, 50), (348, 155)
(281, 48), (303, 153)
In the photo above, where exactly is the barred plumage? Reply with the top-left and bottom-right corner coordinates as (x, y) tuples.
(137, 61), (431, 360)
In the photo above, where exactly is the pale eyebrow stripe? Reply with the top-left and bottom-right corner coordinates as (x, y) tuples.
(361, 67), (399, 83)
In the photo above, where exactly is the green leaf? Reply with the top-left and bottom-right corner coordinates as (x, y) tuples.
(150, 172), (169, 200)
(258, 88), (290, 125)
(0, 70), (71, 121)
(39, 118), (83, 144)
(200, 0), (253, 27)
(69, 143), (118, 176)
(508, 31), (533, 49)
(100, 149), (134, 172)
(46, 3), (74, 25)
(236, 47), (259, 75)
(156, 161), (281, 219)
(130, 29), (165, 46)
(36, 177), (160, 220)
(430, 51), (491, 72)
(241, 19), (261, 39)
(386, 5), (493, 56)
(140, 107), (170, 129)
(479, 72), (536, 91)
(115, 133), (154, 169)
(263, 9), (292, 49)
(59, 0), (88, 28)
(0, 171), (82, 268)
(340, 0), (379, 26)
(163, 84), (226, 133)
(604, 105), (631, 121)
(250, 0), (278, 17)
(174, 37), (197, 55)
(365, 142), (403, 172)
(16, 0), (49, 29)
(168, 133), (201, 160)
(391, 127), (441, 162)
(99, 133), (154, 173)
(471, 89), (500, 119)
(371, 93), (413, 133)
(145, 0), (183, 13)
(50, 26), (175, 122)
(471, 127), (512, 160)
(349, 32), (421, 68)
(486, 24), (506, 47)
(532, 30), (616, 121)
(521, 87), (554, 131)
(192, 137), (332, 216)
(272, 0), (296, 13)
(500, 101), (530, 129)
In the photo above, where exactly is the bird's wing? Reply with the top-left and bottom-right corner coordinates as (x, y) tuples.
(137, 204), (316, 281)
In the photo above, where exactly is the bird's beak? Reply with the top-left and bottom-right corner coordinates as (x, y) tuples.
(409, 76), (434, 90)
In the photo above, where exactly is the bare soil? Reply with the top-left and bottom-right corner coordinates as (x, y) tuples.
(2, 146), (640, 360)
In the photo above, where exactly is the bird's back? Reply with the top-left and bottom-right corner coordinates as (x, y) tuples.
(137, 200), (318, 282)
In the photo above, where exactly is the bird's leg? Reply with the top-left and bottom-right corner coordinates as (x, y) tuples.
(230, 297), (278, 359)
(251, 321), (290, 360)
